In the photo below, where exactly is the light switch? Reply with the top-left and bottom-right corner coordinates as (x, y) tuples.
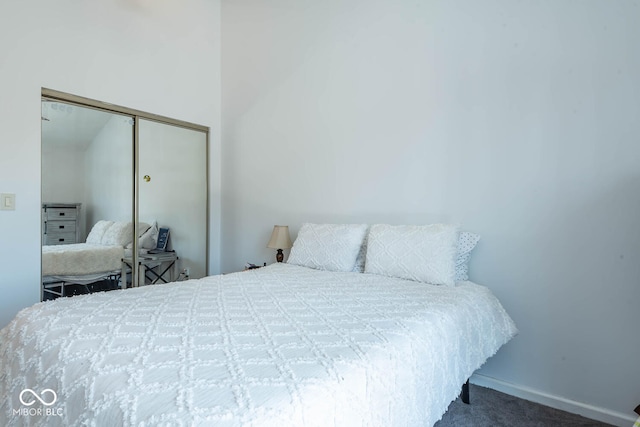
(0, 193), (15, 211)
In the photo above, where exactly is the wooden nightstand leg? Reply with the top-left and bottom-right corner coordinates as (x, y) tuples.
(121, 262), (127, 289)
(138, 263), (146, 287)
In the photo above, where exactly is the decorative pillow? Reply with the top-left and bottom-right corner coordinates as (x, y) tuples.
(125, 222), (155, 249)
(139, 221), (159, 249)
(455, 232), (481, 282)
(287, 223), (368, 272)
(101, 221), (134, 247)
(364, 223), (460, 286)
(86, 220), (114, 244)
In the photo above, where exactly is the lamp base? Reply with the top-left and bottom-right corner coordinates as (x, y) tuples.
(276, 249), (284, 263)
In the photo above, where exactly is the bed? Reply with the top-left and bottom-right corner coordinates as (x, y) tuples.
(4, 223), (517, 426)
(41, 220), (159, 297)
(42, 243), (125, 290)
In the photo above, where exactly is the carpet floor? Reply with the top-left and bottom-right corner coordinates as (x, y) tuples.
(434, 384), (613, 427)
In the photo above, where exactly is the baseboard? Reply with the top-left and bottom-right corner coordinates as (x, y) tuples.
(470, 373), (636, 427)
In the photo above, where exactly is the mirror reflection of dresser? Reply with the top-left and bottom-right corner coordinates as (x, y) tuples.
(42, 203), (81, 245)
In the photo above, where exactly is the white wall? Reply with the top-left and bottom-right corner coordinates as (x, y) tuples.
(0, 0), (221, 326)
(221, 0), (640, 424)
(42, 148), (86, 206)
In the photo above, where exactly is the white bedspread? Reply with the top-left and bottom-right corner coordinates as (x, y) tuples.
(0, 263), (516, 427)
(42, 244), (124, 276)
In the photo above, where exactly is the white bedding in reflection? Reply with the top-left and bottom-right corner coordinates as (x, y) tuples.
(41, 243), (124, 276)
(1, 263), (517, 427)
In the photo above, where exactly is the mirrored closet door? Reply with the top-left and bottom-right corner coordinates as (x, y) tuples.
(41, 99), (134, 299)
(41, 89), (208, 300)
(138, 119), (208, 281)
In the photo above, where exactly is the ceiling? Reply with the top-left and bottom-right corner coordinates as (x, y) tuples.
(41, 101), (125, 152)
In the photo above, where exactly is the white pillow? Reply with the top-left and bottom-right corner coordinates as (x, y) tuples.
(125, 222), (155, 249)
(364, 223), (459, 286)
(139, 221), (159, 249)
(353, 227), (479, 276)
(101, 221), (134, 247)
(86, 220), (114, 244)
(287, 223), (368, 272)
(455, 232), (480, 282)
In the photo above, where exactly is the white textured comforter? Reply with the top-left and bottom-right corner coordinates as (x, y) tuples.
(42, 244), (124, 276)
(0, 263), (516, 427)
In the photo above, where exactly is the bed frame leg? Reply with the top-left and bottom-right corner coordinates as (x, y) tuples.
(461, 380), (470, 404)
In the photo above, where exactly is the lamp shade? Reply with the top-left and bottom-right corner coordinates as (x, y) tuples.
(267, 225), (292, 249)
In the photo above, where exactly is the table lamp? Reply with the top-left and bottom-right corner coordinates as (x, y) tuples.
(267, 225), (292, 263)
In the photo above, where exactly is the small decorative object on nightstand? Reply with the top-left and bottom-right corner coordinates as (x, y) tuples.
(244, 262), (266, 271)
(267, 225), (292, 263)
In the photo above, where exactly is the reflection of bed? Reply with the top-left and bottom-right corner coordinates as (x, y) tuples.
(6, 223), (517, 426)
(42, 220), (158, 297)
(42, 243), (125, 296)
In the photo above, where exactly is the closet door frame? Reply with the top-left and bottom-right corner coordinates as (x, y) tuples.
(41, 87), (210, 288)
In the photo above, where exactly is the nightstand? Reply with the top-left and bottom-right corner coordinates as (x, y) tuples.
(243, 262), (266, 271)
(122, 251), (179, 287)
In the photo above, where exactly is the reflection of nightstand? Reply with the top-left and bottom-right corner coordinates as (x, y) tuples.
(122, 251), (178, 287)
